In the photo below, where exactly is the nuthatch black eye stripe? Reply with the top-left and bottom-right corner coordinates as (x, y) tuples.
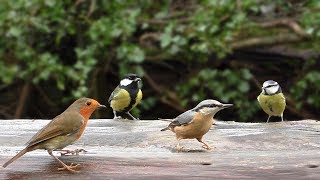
(194, 104), (219, 112)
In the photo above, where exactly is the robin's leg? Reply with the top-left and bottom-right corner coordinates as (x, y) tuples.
(197, 137), (214, 150)
(48, 150), (80, 173)
(281, 114), (284, 122)
(126, 112), (138, 120)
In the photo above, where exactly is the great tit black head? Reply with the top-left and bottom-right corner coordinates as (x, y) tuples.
(120, 74), (141, 87)
(262, 80), (281, 95)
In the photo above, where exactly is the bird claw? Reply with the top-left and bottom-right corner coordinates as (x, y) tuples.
(57, 163), (80, 173)
(202, 144), (215, 150)
(60, 149), (87, 156)
(176, 145), (184, 151)
(113, 116), (123, 120)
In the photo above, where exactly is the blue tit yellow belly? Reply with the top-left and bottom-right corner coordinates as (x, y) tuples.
(110, 88), (142, 112)
(257, 93), (286, 117)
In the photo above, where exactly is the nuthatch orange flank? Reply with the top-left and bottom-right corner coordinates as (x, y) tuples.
(161, 99), (233, 150)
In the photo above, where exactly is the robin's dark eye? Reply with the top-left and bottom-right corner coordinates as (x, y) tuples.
(86, 102), (92, 106)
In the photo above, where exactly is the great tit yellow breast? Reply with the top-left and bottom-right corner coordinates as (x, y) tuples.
(110, 88), (131, 112)
(133, 89), (142, 108)
(257, 93), (286, 116)
(110, 87), (142, 113)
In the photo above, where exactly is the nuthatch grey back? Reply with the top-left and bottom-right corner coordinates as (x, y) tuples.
(161, 99), (233, 150)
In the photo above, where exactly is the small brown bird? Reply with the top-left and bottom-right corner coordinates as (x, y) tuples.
(2, 98), (106, 172)
(161, 99), (232, 150)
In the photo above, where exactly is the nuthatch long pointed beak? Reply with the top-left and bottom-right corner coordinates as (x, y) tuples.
(222, 104), (233, 109)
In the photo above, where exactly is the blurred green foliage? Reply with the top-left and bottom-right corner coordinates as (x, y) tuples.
(0, 0), (319, 120)
(177, 68), (259, 121)
(291, 70), (320, 109)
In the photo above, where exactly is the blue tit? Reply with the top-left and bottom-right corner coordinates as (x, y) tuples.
(257, 80), (286, 123)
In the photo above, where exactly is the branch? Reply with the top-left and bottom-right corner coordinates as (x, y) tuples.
(143, 72), (185, 112)
(231, 33), (303, 49)
(285, 96), (315, 119)
(86, 0), (96, 18)
(15, 83), (31, 119)
(139, 32), (160, 48)
(258, 18), (309, 37)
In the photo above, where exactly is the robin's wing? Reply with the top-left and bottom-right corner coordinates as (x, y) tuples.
(169, 109), (195, 127)
(26, 111), (84, 147)
(108, 86), (122, 103)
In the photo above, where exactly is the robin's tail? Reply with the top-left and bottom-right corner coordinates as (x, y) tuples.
(3, 147), (30, 168)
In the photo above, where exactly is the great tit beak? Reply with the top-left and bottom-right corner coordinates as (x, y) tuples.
(222, 104), (233, 109)
(97, 104), (107, 109)
(134, 77), (141, 82)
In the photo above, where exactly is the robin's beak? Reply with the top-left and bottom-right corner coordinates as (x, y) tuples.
(222, 104), (233, 109)
(97, 104), (107, 109)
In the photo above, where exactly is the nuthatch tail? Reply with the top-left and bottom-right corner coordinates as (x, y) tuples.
(161, 99), (233, 150)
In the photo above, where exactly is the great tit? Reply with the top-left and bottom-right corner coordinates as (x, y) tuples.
(108, 74), (142, 120)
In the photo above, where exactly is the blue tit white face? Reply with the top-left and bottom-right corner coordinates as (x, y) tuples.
(120, 74), (141, 86)
(262, 80), (280, 95)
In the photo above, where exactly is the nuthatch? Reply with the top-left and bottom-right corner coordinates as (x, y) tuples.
(161, 99), (233, 150)
(257, 80), (286, 123)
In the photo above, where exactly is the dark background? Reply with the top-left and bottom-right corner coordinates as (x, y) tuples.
(0, 0), (319, 122)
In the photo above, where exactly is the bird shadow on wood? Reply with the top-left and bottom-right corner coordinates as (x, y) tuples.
(168, 148), (207, 153)
(3, 157), (85, 179)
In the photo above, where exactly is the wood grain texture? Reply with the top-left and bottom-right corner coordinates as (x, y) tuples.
(0, 119), (319, 179)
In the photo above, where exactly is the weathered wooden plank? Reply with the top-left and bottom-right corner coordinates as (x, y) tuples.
(0, 119), (319, 179)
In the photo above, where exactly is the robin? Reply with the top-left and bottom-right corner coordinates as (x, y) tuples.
(108, 74), (142, 120)
(2, 98), (106, 172)
(257, 80), (286, 123)
(161, 99), (233, 150)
